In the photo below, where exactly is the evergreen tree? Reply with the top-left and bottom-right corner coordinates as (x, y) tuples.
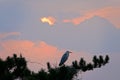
(0, 54), (110, 80)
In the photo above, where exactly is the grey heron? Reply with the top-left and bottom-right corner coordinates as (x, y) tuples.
(59, 51), (72, 66)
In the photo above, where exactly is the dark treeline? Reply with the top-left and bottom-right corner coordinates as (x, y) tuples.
(0, 54), (109, 80)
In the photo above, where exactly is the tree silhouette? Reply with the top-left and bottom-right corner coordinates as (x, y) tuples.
(0, 54), (109, 80)
(0, 54), (30, 80)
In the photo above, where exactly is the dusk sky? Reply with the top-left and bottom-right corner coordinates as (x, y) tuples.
(0, 0), (120, 80)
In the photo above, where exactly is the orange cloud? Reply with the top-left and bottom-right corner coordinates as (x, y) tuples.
(0, 40), (61, 71)
(0, 32), (21, 39)
(0, 40), (58, 59)
(41, 16), (56, 26)
(63, 7), (120, 28)
(95, 7), (120, 28)
(0, 40), (92, 72)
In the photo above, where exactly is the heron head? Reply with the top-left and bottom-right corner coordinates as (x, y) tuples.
(67, 51), (72, 53)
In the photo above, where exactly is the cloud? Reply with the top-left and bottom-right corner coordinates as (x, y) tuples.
(0, 40), (58, 59)
(63, 7), (120, 28)
(40, 16), (56, 26)
(0, 39), (92, 72)
(0, 32), (21, 39)
(95, 7), (120, 28)
(0, 40), (61, 71)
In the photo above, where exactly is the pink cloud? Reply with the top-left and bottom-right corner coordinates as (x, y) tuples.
(0, 40), (61, 71)
(63, 7), (120, 28)
(95, 7), (120, 28)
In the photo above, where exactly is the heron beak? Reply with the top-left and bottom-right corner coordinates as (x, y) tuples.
(69, 51), (72, 53)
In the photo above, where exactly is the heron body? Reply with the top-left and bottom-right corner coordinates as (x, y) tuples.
(59, 51), (72, 66)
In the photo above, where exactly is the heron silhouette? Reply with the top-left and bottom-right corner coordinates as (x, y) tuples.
(59, 51), (72, 66)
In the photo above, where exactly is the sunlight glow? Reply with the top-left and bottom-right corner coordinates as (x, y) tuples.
(41, 16), (56, 26)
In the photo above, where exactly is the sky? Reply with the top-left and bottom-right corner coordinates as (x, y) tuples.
(0, 0), (120, 80)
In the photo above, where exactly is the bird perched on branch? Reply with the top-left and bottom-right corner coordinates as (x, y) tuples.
(59, 51), (72, 66)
